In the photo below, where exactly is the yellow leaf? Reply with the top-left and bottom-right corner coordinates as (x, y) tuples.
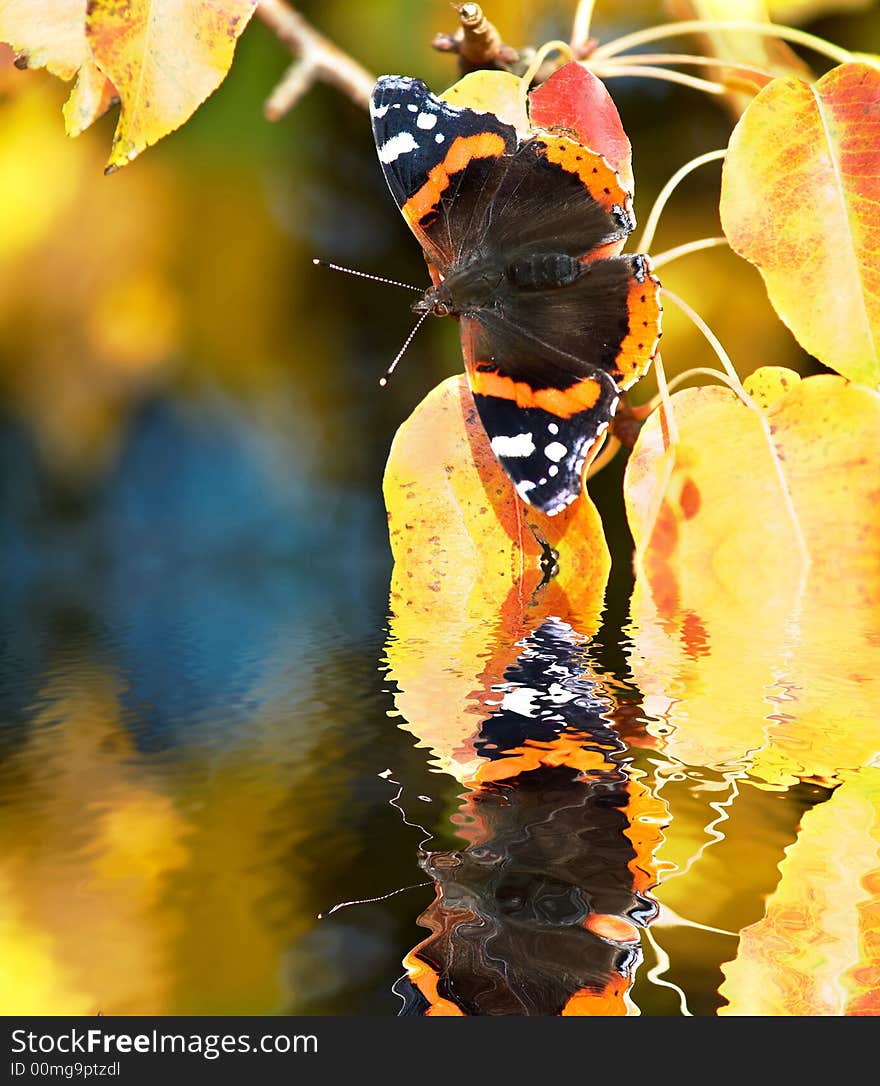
(441, 69), (529, 134)
(85, 0), (257, 171)
(624, 371), (880, 786)
(768, 0), (873, 23)
(62, 56), (117, 136)
(719, 768), (880, 1015)
(721, 63), (880, 388)
(0, 0), (87, 80)
(383, 375), (610, 780)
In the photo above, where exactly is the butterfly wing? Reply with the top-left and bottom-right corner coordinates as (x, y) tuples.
(371, 75), (663, 516)
(462, 255), (662, 515)
(371, 76), (519, 272)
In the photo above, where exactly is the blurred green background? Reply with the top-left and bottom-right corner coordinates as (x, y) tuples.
(0, 0), (875, 1015)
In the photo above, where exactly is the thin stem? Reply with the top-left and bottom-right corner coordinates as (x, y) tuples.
(520, 39), (574, 114)
(636, 149), (726, 254)
(639, 366), (748, 415)
(596, 52), (775, 79)
(661, 288), (741, 391)
(592, 19), (854, 66)
(571, 0), (598, 54)
(257, 0), (375, 119)
(592, 63), (726, 95)
(585, 434), (621, 480)
(649, 236), (729, 269)
(653, 352), (680, 446)
(660, 288), (810, 567)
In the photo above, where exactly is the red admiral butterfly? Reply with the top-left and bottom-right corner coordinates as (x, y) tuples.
(371, 70), (662, 516)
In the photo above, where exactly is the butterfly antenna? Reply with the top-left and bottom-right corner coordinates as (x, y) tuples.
(312, 258), (422, 294)
(379, 308), (432, 387)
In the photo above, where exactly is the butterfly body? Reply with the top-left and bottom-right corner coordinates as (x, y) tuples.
(372, 73), (662, 515)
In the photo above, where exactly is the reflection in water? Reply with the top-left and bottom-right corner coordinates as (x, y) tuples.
(394, 619), (666, 1016)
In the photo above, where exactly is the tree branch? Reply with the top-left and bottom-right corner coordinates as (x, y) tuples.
(257, 0), (375, 120)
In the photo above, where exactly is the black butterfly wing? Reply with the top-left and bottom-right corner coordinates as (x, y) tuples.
(476, 134), (636, 260)
(370, 76), (519, 272)
(462, 255), (662, 515)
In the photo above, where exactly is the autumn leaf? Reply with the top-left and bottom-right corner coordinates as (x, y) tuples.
(623, 369), (880, 786)
(62, 56), (117, 136)
(0, 0), (88, 79)
(719, 768), (880, 1016)
(721, 63), (880, 388)
(528, 61), (634, 192)
(383, 375), (610, 780)
(441, 68), (529, 133)
(85, 0), (257, 171)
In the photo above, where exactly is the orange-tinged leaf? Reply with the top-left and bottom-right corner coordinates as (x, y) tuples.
(528, 62), (634, 191)
(719, 768), (880, 1015)
(721, 63), (880, 388)
(440, 63), (634, 192)
(624, 370), (880, 786)
(62, 56), (117, 136)
(383, 375), (610, 780)
(0, 0), (87, 80)
(85, 0), (257, 170)
(385, 375), (610, 628)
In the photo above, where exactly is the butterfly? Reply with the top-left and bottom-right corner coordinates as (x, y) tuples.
(370, 70), (662, 516)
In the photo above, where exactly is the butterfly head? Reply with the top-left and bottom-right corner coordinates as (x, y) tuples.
(412, 260), (505, 319)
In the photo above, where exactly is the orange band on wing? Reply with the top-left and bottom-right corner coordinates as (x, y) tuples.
(470, 368), (604, 418)
(536, 136), (631, 215)
(401, 132), (507, 228)
(615, 261), (663, 387)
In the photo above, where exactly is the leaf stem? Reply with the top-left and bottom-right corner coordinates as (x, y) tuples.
(636, 149), (727, 254)
(571, 0), (598, 54)
(595, 52), (776, 79)
(585, 434), (621, 479)
(592, 19), (853, 66)
(520, 39), (575, 114)
(660, 289), (810, 567)
(257, 0), (375, 119)
(592, 63), (727, 95)
(661, 288), (741, 391)
(649, 236), (729, 269)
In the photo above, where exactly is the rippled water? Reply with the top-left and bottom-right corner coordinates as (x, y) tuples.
(1, 402), (875, 1017)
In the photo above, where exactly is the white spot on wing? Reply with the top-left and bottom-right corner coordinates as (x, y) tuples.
(548, 465), (559, 477)
(515, 480), (536, 500)
(378, 132), (419, 163)
(547, 422), (559, 435)
(544, 441), (567, 462)
(435, 133), (445, 143)
(491, 433), (535, 458)
(417, 112), (438, 129)
(370, 102), (389, 119)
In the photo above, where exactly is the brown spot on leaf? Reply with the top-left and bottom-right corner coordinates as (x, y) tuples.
(679, 477), (701, 520)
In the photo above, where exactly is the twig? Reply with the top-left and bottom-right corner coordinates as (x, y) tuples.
(257, 0), (375, 120)
(432, 4), (518, 73)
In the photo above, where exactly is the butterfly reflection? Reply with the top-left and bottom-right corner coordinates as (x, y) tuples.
(394, 619), (664, 1016)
